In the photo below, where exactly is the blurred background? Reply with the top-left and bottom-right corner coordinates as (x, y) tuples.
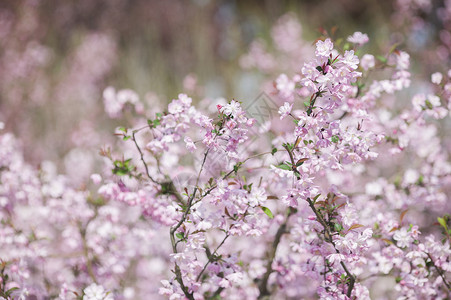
(1, 0), (449, 181)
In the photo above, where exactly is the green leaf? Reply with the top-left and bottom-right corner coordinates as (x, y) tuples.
(261, 206), (274, 219)
(296, 158), (308, 166)
(303, 101), (310, 107)
(376, 55), (387, 63)
(416, 175), (424, 186)
(283, 143), (294, 151)
(176, 232), (185, 239)
(5, 287), (19, 297)
(438, 217), (448, 231)
(112, 159), (134, 176)
(331, 135), (339, 143)
(276, 163), (291, 171)
(334, 223), (343, 232)
(388, 42), (400, 54)
(123, 136), (131, 141)
(271, 148), (278, 155)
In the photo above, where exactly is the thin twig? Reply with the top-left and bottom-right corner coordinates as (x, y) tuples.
(132, 131), (185, 204)
(131, 131), (158, 184)
(196, 233), (230, 282)
(427, 253), (451, 291)
(78, 214), (98, 283)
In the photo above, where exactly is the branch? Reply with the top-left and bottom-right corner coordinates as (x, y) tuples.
(306, 197), (356, 297)
(282, 142), (356, 298)
(257, 208), (295, 299)
(78, 214), (98, 283)
(131, 131), (158, 184)
(132, 130), (185, 204)
(196, 233), (230, 282)
(427, 253), (451, 291)
(168, 149), (210, 300)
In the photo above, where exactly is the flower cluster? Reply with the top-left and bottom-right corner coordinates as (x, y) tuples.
(1, 8), (451, 299)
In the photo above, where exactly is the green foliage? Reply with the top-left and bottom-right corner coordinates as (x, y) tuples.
(112, 158), (134, 176)
(331, 135), (339, 143)
(276, 162), (291, 171)
(261, 206), (274, 219)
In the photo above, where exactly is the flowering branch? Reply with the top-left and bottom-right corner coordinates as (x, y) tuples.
(196, 233), (230, 282)
(427, 253), (451, 291)
(257, 208), (296, 299)
(131, 130), (185, 204)
(306, 197), (356, 297)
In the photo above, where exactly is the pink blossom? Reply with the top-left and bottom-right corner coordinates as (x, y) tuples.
(360, 54), (375, 70)
(393, 228), (414, 248)
(347, 32), (369, 45)
(278, 102), (293, 119)
(315, 38), (334, 57)
(184, 136), (196, 153)
(276, 74), (295, 98)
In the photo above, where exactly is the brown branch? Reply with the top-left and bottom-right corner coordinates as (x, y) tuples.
(78, 214), (98, 283)
(282, 142), (356, 297)
(131, 130), (185, 205)
(131, 131), (158, 184)
(427, 253), (451, 291)
(169, 149), (211, 300)
(196, 233), (230, 282)
(257, 208), (295, 299)
(306, 197), (356, 297)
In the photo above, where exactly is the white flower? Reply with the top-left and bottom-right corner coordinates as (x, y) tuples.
(315, 38), (334, 57)
(360, 54), (375, 70)
(276, 74), (295, 97)
(431, 72), (443, 85)
(365, 181), (383, 195)
(184, 136), (196, 153)
(347, 32), (369, 45)
(178, 93), (192, 106)
(168, 100), (184, 114)
(403, 169), (419, 185)
(428, 95), (441, 107)
(396, 51), (410, 70)
(220, 100), (242, 118)
(278, 102), (293, 120)
(393, 228), (413, 248)
(83, 283), (113, 300)
(342, 50), (359, 70)
(248, 187), (267, 207)
(327, 253), (345, 265)
(90, 174), (102, 185)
